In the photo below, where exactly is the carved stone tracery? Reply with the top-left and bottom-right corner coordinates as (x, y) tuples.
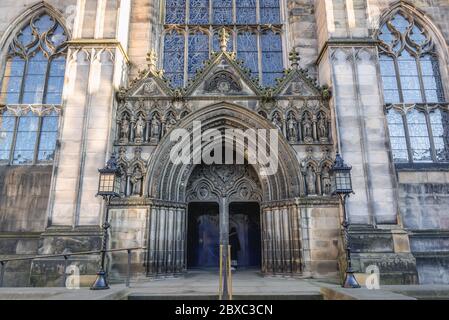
(186, 165), (263, 203)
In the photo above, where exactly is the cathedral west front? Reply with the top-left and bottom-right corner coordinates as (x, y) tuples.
(0, 0), (449, 288)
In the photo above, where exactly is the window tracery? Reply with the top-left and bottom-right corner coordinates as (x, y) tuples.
(162, 0), (283, 87)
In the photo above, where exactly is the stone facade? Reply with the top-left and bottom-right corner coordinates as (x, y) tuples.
(0, 0), (448, 287)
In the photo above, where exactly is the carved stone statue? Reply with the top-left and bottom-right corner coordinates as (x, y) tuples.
(130, 167), (143, 196)
(134, 115), (145, 143)
(165, 115), (177, 134)
(120, 117), (130, 143)
(272, 113), (283, 133)
(150, 115), (161, 142)
(302, 113), (313, 143)
(321, 166), (332, 195)
(287, 114), (298, 143)
(306, 166), (317, 195)
(318, 115), (328, 142)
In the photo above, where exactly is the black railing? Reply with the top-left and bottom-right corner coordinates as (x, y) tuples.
(0, 247), (146, 288)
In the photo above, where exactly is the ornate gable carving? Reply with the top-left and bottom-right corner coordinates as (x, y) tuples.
(204, 70), (242, 94)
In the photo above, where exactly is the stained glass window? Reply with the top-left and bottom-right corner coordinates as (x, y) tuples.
(260, 0), (281, 24)
(0, 12), (65, 165)
(430, 109), (449, 162)
(213, 0), (233, 25)
(165, 0), (186, 24)
(38, 111), (59, 162)
(379, 12), (448, 164)
(261, 31), (283, 86)
(386, 110), (409, 162)
(190, 0), (209, 24)
(13, 112), (39, 165)
(377, 13), (444, 104)
(0, 13), (67, 105)
(407, 109), (432, 162)
(237, 0), (257, 25)
(163, 32), (185, 88)
(163, 0), (283, 87)
(188, 32), (210, 78)
(237, 32), (259, 78)
(0, 111), (15, 162)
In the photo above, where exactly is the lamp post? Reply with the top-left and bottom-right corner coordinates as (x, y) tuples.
(90, 153), (121, 290)
(331, 153), (361, 289)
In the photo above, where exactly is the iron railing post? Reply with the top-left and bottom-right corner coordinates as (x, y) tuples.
(0, 261), (5, 287)
(126, 249), (131, 288)
(62, 255), (69, 288)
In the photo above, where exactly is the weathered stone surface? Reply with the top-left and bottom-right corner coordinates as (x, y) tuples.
(0, 166), (52, 232)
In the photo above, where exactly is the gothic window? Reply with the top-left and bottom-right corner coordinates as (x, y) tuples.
(0, 13), (68, 105)
(0, 110), (60, 165)
(0, 12), (67, 165)
(379, 12), (449, 164)
(162, 0), (283, 87)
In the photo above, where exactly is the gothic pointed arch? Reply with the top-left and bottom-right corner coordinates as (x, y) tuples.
(377, 3), (449, 164)
(0, 3), (69, 165)
(144, 102), (303, 203)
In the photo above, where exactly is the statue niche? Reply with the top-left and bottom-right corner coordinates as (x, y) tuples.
(164, 112), (177, 135)
(150, 113), (161, 143)
(302, 112), (313, 144)
(321, 165), (332, 196)
(317, 112), (329, 143)
(287, 112), (298, 143)
(305, 164), (317, 195)
(134, 114), (146, 143)
(130, 166), (144, 197)
(119, 114), (130, 143)
(272, 112), (283, 133)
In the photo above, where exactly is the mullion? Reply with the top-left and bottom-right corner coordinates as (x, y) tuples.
(42, 55), (52, 105)
(8, 116), (19, 165)
(402, 113), (414, 163)
(18, 56), (29, 104)
(33, 116), (44, 164)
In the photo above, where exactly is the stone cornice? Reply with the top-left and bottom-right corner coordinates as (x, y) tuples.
(67, 39), (130, 64)
(316, 38), (380, 65)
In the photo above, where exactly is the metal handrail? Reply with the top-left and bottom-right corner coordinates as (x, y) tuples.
(0, 247), (146, 288)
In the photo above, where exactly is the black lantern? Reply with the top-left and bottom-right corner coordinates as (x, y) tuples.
(331, 153), (353, 195)
(91, 153), (121, 290)
(331, 153), (360, 289)
(97, 154), (121, 197)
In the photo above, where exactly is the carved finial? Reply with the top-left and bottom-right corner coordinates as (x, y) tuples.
(289, 47), (300, 69)
(218, 28), (230, 52)
(146, 49), (158, 71)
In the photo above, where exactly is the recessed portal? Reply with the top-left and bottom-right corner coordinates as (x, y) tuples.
(187, 202), (261, 269)
(187, 202), (220, 269)
(229, 202), (261, 269)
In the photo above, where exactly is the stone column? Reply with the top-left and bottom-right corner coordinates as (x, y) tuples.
(261, 203), (303, 275)
(48, 0), (131, 228)
(146, 204), (187, 277)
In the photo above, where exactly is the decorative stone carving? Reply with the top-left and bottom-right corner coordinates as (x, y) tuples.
(143, 81), (159, 95)
(130, 166), (144, 197)
(302, 112), (313, 143)
(150, 114), (161, 143)
(120, 116), (130, 143)
(321, 166), (332, 196)
(134, 115), (145, 143)
(287, 113), (298, 143)
(165, 112), (177, 134)
(305, 165), (317, 195)
(186, 165), (262, 202)
(317, 112), (329, 142)
(272, 112), (283, 133)
(204, 71), (242, 94)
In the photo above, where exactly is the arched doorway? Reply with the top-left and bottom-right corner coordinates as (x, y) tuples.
(185, 165), (263, 270)
(144, 103), (305, 277)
